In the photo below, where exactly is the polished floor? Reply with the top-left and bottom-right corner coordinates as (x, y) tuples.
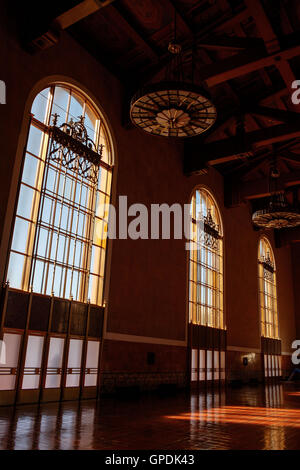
(1, 383), (300, 450)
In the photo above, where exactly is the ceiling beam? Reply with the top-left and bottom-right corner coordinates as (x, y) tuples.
(164, 0), (193, 36)
(244, 0), (298, 112)
(237, 171), (300, 200)
(109, 4), (159, 64)
(25, 0), (116, 51)
(205, 8), (250, 35)
(244, 0), (280, 53)
(200, 43), (300, 87)
(248, 106), (300, 124)
(197, 36), (265, 51)
(139, 8), (251, 85)
(184, 121), (300, 175)
(56, 0), (116, 29)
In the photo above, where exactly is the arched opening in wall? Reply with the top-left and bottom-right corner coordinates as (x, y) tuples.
(258, 237), (282, 381)
(0, 83), (115, 405)
(188, 187), (226, 389)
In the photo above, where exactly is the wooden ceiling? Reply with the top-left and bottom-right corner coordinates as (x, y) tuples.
(17, 0), (300, 241)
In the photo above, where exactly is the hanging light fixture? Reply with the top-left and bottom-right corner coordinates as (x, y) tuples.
(130, 12), (217, 138)
(252, 156), (300, 229)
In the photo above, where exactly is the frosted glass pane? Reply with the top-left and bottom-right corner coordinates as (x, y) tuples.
(31, 88), (50, 123)
(0, 334), (21, 391)
(24, 335), (44, 367)
(272, 355), (275, 376)
(264, 355), (268, 377)
(268, 355), (272, 375)
(214, 351), (219, 380)
(45, 375), (61, 389)
(207, 350), (212, 381)
(84, 335), (99, 384)
(0, 375), (17, 391)
(2, 334), (21, 367)
(66, 339), (83, 388)
(86, 341), (100, 368)
(199, 349), (205, 381)
(22, 336), (44, 389)
(47, 337), (64, 367)
(84, 374), (97, 387)
(0, 340), (5, 365)
(221, 351), (225, 368)
(22, 375), (40, 390)
(11, 217), (31, 254)
(191, 349), (198, 382)
(7, 252), (26, 289)
(67, 339), (83, 368)
(221, 352), (225, 379)
(274, 356), (279, 375)
(66, 374), (80, 388)
(45, 337), (64, 388)
(278, 356), (282, 375)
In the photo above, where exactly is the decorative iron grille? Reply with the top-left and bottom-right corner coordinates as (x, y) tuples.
(198, 210), (221, 250)
(48, 114), (104, 184)
(260, 253), (275, 281)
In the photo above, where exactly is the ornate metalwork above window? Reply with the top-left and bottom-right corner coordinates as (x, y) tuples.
(193, 209), (221, 250)
(260, 253), (275, 280)
(48, 114), (104, 184)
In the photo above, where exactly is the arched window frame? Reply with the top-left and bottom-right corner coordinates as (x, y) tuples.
(188, 186), (225, 330)
(258, 237), (279, 339)
(6, 83), (114, 307)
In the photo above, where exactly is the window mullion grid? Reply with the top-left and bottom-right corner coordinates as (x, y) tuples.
(51, 165), (68, 298)
(69, 175), (84, 301)
(27, 87), (55, 291)
(61, 172), (77, 300)
(77, 176), (91, 302)
(28, 130), (51, 292)
(43, 165), (62, 295)
(80, 175), (98, 304)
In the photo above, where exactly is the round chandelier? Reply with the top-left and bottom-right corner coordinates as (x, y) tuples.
(252, 194), (300, 229)
(130, 15), (217, 138)
(130, 81), (217, 138)
(252, 158), (300, 229)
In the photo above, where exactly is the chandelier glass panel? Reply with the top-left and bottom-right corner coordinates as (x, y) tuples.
(189, 188), (224, 330)
(7, 85), (113, 306)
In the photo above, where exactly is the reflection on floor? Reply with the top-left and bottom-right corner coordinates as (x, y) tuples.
(1, 384), (300, 450)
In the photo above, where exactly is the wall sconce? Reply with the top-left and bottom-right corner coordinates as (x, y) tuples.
(242, 353), (256, 366)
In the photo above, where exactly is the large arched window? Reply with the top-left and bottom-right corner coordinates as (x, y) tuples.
(7, 84), (114, 306)
(258, 238), (279, 339)
(189, 187), (224, 330)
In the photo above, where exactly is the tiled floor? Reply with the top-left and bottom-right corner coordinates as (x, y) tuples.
(1, 383), (300, 450)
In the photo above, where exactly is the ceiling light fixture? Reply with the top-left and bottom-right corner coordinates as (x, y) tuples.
(252, 156), (300, 229)
(130, 12), (217, 138)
